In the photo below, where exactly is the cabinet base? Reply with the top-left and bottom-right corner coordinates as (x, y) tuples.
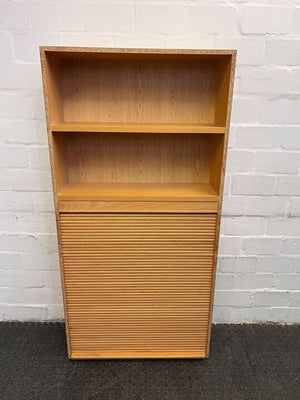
(70, 350), (207, 359)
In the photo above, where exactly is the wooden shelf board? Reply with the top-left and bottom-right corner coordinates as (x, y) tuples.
(52, 122), (226, 134)
(58, 183), (219, 202)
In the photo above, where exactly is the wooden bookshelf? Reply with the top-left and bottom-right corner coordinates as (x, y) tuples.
(40, 47), (236, 360)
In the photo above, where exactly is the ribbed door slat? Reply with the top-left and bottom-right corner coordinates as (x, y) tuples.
(60, 213), (217, 358)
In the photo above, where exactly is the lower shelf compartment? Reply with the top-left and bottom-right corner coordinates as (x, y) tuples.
(58, 182), (219, 202)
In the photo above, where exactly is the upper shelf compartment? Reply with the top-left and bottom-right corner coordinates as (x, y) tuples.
(44, 49), (234, 131)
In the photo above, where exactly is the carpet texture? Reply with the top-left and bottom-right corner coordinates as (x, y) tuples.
(0, 323), (299, 400)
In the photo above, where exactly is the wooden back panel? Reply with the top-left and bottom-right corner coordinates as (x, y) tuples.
(61, 213), (217, 359)
(61, 58), (218, 124)
(64, 133), (212, 184)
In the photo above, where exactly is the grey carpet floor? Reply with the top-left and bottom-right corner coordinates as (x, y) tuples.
(0, 323), (299, 400)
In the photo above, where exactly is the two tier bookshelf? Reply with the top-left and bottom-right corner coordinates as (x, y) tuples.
(40, 47), (236, 359)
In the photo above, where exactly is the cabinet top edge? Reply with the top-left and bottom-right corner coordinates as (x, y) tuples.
(40, 46), (237, 57)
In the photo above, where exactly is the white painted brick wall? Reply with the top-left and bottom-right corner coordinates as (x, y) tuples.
(0, 0), (299, 324)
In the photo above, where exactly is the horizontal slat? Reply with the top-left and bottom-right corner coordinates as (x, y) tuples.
(64, 270), (212, 273)
(70, 331), (207, 337)
(64, 276), (212, 279)
(69, 326), (207, 331)
(62, 249), (214, 253)
(68, 317), (209, 322)
(60, 215), (216, 219)
(68, 321), (208, 326)
(66, 297), (211, 301)
(66, 302), (211, 306)
(64, 267), (213, 271)
(70, 339), (206, 344)
(65, 280), (212, 285)
(63, 261), (214, 264)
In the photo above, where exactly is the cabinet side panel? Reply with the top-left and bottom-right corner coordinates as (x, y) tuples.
(60, 213), (217, 359)
(206, 52), (236, 356)
(40, 49), (71, 357)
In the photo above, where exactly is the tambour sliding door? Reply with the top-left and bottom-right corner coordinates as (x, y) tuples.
(61, 213), (217, 359)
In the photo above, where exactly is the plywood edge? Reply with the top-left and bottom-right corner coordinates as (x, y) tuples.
(40, 46), (236, 56)
(70, 351), (207, 359)
(58, 200), (218, 213)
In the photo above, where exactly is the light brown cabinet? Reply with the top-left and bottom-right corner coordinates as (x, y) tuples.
(40, 47), (236, 359)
